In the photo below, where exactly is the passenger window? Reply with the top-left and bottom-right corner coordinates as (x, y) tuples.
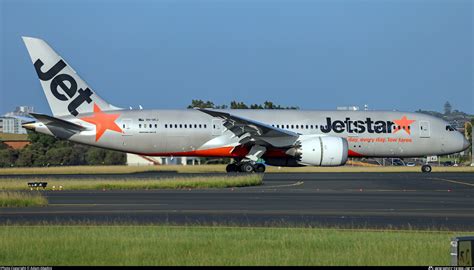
(179, 124), (182, 128)
(194, 124), (197, 128)
(199, 124), (202, 128)
(204, 124), (207, 128)
(155, 124), (157, 128)
(175, 124), (178, 128)
(139, 124), (142, 128)
(184, 124), (187, 128)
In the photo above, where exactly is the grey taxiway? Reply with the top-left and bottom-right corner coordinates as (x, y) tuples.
(1, 172), (473, 230)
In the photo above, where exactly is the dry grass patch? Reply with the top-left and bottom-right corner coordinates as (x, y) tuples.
(0, 175), (263, 191)
(0, 191), (48, 207)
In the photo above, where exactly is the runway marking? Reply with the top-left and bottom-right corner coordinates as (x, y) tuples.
(3, 209), (474, 218)
(260, 181), (304, 189)
(50, 204), (168, 206)
(429, 177), (474, 187)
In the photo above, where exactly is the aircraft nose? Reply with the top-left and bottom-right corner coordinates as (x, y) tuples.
(462, 136), (471, 151)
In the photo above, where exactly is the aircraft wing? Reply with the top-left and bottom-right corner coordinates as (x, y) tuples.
(197, 108), (299, 147)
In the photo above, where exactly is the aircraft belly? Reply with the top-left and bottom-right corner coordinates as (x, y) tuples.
(163, 134), (210, 154)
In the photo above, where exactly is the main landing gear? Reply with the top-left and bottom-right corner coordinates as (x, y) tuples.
(226, 162), (266, 173)
(421, 164), (432, 173)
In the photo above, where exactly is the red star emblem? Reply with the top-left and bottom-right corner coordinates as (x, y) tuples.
(80, 103), (122, 141)
(392, 116), (415, 135)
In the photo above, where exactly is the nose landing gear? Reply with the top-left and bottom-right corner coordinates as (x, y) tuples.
(421, 164), (432, 173)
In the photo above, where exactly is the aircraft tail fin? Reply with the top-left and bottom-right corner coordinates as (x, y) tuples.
(22, 37), (121, 117)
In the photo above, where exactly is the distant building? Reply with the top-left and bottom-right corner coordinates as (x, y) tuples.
(4, 106), (34, 117)
(0, 117), (27, 134)
(1, 106), (35, 134)
(336, 106), (360, 111)
(126, 154), (201, 166)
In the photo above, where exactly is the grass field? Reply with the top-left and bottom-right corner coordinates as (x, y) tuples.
(0, 164), (473, 175)
(0, 174), (263, 191)
(0, 225), (466, 266)
(0, 191), (48, 207)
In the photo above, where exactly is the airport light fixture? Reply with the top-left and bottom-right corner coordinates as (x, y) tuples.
(465, 122), (474, 166)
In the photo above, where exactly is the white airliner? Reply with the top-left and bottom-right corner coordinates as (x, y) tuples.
(21, 37), (470, 173)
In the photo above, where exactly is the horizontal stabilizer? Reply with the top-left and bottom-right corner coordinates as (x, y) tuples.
(30, 113), (87, 132)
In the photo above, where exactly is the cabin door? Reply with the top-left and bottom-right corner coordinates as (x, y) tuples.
(419, 121), (431, 138)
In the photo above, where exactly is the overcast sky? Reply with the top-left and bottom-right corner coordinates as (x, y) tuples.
(1, 0), (472, 115)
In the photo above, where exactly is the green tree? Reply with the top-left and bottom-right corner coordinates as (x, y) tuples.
(104, 150), (126, 165)
(28, 132), (57, 147)
(444, 101), (452, 115)
(45, 147), (73, 166)
(187, 99), (215, 109)
(0, 148), (18, 167)
(250, 104), (263, 109)
(85, 148), (107, 165)
(0, 142), (8, 150)
(16, 148), (34, 167)
(68, 145), (88, 165)
(230, 101), (249, 109)
(188, 100), (299, 110)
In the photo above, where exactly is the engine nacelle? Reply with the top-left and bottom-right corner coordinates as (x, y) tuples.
(294, 135), (349, 166)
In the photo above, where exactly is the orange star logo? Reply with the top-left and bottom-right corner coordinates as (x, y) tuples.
(392, 115), (415, 135)
(80, 103), (122, 141)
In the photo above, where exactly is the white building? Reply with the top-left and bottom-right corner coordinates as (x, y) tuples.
(0, 117), (27, 134)
(126, 154), (201, 166)
(4, 106), (34, 117)
(1, 106), (35, 134)
(336, 106), (360, 111)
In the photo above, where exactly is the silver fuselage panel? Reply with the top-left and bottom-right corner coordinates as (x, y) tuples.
(55, 109), (466, 158)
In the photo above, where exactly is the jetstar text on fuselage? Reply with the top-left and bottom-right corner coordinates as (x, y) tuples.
(320, 117), (412, 134)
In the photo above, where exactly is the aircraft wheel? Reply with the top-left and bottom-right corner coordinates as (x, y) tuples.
(421, 164), (432, 173)
(240, 163), (255, 173)
(226, 164), (238, 173)
(254, 163), (266, 173)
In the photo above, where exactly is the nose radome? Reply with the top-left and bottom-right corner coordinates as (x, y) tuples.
(463, 136), (471, 151)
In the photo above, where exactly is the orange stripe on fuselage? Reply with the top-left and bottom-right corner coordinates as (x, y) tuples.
(144, 146), (249, 157)
(144, 147), (365, 158)
(348, 150), (363, 157)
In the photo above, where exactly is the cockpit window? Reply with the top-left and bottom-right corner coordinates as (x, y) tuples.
(446, 125), (456, 131)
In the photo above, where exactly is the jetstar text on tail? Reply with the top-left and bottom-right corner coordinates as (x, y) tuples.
(34, 59), (93, 116)
(320, 117), (414, 134)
